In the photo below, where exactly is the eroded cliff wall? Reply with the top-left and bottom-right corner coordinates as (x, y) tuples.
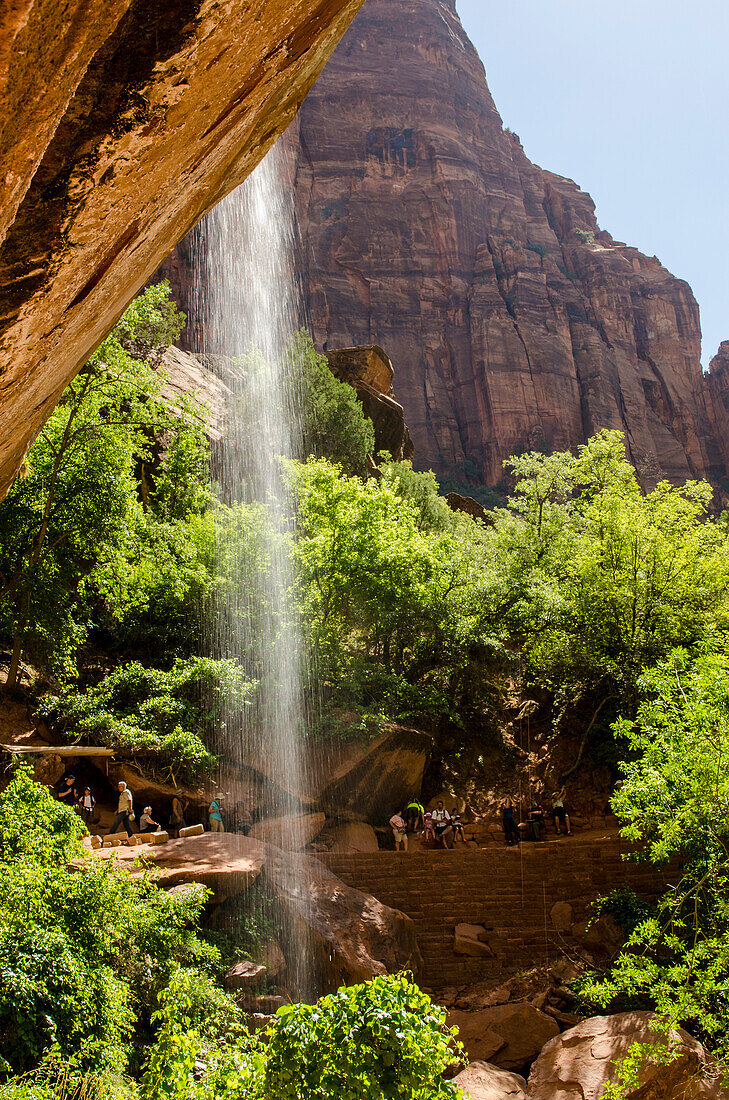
(0, 0), (366, 497)
(291, 0), (726, 492)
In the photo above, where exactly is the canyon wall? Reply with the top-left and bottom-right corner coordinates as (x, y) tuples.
(290, 0), (727, 493)
(0, 0), (366, 498)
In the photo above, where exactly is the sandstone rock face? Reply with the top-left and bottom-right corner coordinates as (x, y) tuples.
(263, 844), (422, 990)
(290, 0), (729, 493)
(311, 723), (433, 820)
(94, 832), (266, 901)
(326, 821), (380, 853)
(326, 345), (414, 460)
(449, 1003), (559, 1073)
(0, 0), (366, 498)
(248, 811), (326, 850)
(452, 1061), (527, 1100)
(526, 1012), (722, 1100)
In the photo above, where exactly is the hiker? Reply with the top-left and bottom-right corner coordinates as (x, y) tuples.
(422, 810), (435, 844)
(139, 806), (158, 833)
(56, 774), (77, 806)
(208, 793), (225, 833)
(389, 809), (408, 851)
(108, 781), (135, 839)
(500, 796), (520, 846)
(551, 786), (572, 836)
(405, 799), (424, 834)
(79, 786), (95, 827)
(232, 800), (253, 835)
(431, 801), (453, 848)
(451, 807), (466, 844)
(169, 790), (186, 838)
(527, 801), (545, 841)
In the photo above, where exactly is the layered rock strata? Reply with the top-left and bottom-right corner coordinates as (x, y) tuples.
(0, 0), (366, 498)
(289, 0), (728, 491)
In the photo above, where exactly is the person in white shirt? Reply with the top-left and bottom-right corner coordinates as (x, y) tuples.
(430, 801), (453, 848)
(108, 781), (135, 839)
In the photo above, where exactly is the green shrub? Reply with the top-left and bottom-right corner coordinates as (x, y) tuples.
(263, 974), (462, 1098)
(39, 657), (255, 786)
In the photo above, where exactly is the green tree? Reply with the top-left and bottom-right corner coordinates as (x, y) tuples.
(293, 332), (376, 474)
(0, 283), (214, 686)
(583, 648), (729, 1069)
(288, 457), (485, 724)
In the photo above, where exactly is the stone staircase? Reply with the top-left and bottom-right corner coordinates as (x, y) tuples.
(321, 834), (680, 989)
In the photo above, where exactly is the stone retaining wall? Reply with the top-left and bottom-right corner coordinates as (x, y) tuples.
(320, 836), (679, 989)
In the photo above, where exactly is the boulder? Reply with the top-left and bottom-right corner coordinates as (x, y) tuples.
(527, 1012), (722, 1100)
(179, 823), (205, 838)
(326, 821), (380, 853)
(223, 960), (267, 991)
(325, 346), (413, 461)
(550, 901), (573, 932)
(449, 1004), (559, 1073)
(263, 846), (422, 991)
(308, 724), (433, 819)
(452, 1061), (527, 1100)
(149, 831), (170, 845)
(454, 923), (494, 958)
(249, 813), (326, 850)
(570, 914), (625, 957)
(446, 1014), (506, 1065)
(93, 833), (266, 902)
(256, 939), (287, 980)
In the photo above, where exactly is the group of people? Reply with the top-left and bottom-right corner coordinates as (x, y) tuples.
(388, 785), (574, 852)
(500, 786), (572, 846)
(54, 774), (254, 842)
(206, 794), (252, 835)
(390, 799), (466, 850)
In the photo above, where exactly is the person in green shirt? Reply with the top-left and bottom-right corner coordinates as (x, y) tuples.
(405, 799), (424, 834)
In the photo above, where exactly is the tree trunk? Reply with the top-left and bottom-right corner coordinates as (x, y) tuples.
(5, 626), (23, 690)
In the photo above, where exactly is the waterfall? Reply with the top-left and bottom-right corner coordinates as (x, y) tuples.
(192, 143), (312, 992)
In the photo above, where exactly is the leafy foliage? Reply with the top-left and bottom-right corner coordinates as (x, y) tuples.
(582, 649), (729, 1066)
(294, 332), (376, 474)
(263, 974), (461, 1099)
(142, 972), (460, 1100)
(39, 657), (255, 785)
(0, 771), (215, 1085)
(0, 283), (212, 686)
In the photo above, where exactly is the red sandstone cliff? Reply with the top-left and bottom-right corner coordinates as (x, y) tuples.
(289, 0), (727, 492)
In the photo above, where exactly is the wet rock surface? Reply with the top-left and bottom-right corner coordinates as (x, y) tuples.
(0, 0), (366, 498)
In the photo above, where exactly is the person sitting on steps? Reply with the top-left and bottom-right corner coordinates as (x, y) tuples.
(431, 801), (453, 848)
(422, 810), (435, 844)
(551, 786), (572, 836)
(500, 795), (520, 846)
(108, 781), (135, 841)
(233, 800), (252, 835)
(389, 809), (408, 851)
(139, 806), (158, 833)
(451, 807), (466, 843)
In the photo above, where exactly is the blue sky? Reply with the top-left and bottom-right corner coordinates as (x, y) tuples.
(455, 1), (728, 366)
